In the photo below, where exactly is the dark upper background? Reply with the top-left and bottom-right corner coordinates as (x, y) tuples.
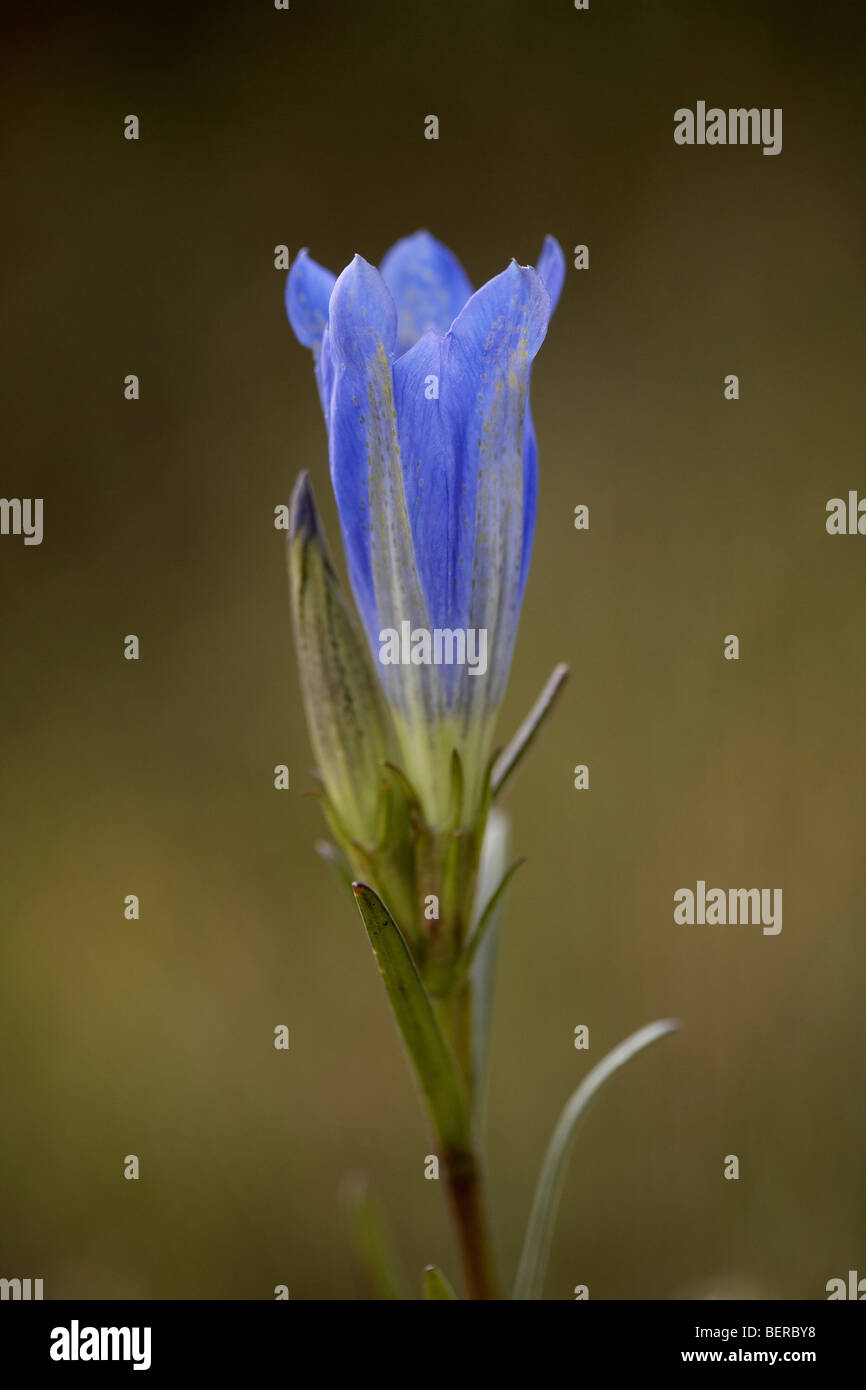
(1, 0), (864, 1299)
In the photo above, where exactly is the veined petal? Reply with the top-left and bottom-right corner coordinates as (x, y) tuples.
(393, 261), (552, 715)
(380, 230), (473, 356)
(514, 239), (564, 605)
(319, 320), (336, 413)
(327, 255), (441, 726)
(391, 327), (456, 624)
(535, 235), (566, 314)
(285, 249), (337, 414)
(285, 248), (336, 350)
(516, 239), (564, 601)
(519, 403), (538, 603)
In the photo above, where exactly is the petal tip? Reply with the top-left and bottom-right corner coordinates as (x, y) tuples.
(536, 235), (566, 313)
(285, 249), (336, 350)
(329, 256), (398, 361)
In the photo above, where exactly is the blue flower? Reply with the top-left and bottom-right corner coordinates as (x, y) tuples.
(286, 231), (564, 824)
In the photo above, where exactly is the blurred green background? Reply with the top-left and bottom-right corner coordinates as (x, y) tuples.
(1, 0), (864, 1299)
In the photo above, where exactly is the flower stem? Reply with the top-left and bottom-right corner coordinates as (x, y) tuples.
(438, 980), (502, 1299)
(443, 1148), (502, 1300)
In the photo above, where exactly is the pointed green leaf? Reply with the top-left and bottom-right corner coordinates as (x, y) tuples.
(353, 882), (472, 1154)
(453, 855), (524, 991)
(340, 1172), (411, 1301)
(422, 1264), (458, 1300)
(468, 808), (510, 1118)
(491, 663), (569, 798)
(513, 1018), (681, 1300)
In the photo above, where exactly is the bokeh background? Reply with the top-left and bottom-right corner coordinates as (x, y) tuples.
(1, 0), (864, 1299)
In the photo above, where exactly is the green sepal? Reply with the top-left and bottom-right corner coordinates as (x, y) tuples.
(288, 471), (392, 848)
(381, 759), (424, 819)
(447, 748), (464, 830)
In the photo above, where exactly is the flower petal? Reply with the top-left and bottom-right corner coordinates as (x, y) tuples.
(380, 230), (474, 355)
(285, 249), (337, 413)
(393, 261), (552, 713)
(519, 404), (538, 602)
(516, 238), (564, 600)
(285, 248), (336, 349)
(535, 235), (566, 314)
(326, 256), (438, 713)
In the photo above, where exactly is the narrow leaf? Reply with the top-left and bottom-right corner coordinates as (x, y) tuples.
(422, 1264), (458, 1300)
(491, 663), (569, 798)
(469, 808), (510, 1119)
(453, 856), (525, 990)
(353, 882), (472, 1154)
(513, 1018), (680, 1301)
(340, 1172), (410, 1301)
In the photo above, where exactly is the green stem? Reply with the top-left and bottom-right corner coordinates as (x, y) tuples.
(453, 978), (474, 1095)
(437, 980), (502, 1299)
(443, 1148), (502, 1301)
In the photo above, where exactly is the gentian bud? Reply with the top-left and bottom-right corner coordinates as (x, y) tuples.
(287, 470), (390, 850)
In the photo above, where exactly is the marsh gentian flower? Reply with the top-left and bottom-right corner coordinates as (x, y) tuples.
(286, 231), (564, 829)
(282, 242), (678, 1306)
